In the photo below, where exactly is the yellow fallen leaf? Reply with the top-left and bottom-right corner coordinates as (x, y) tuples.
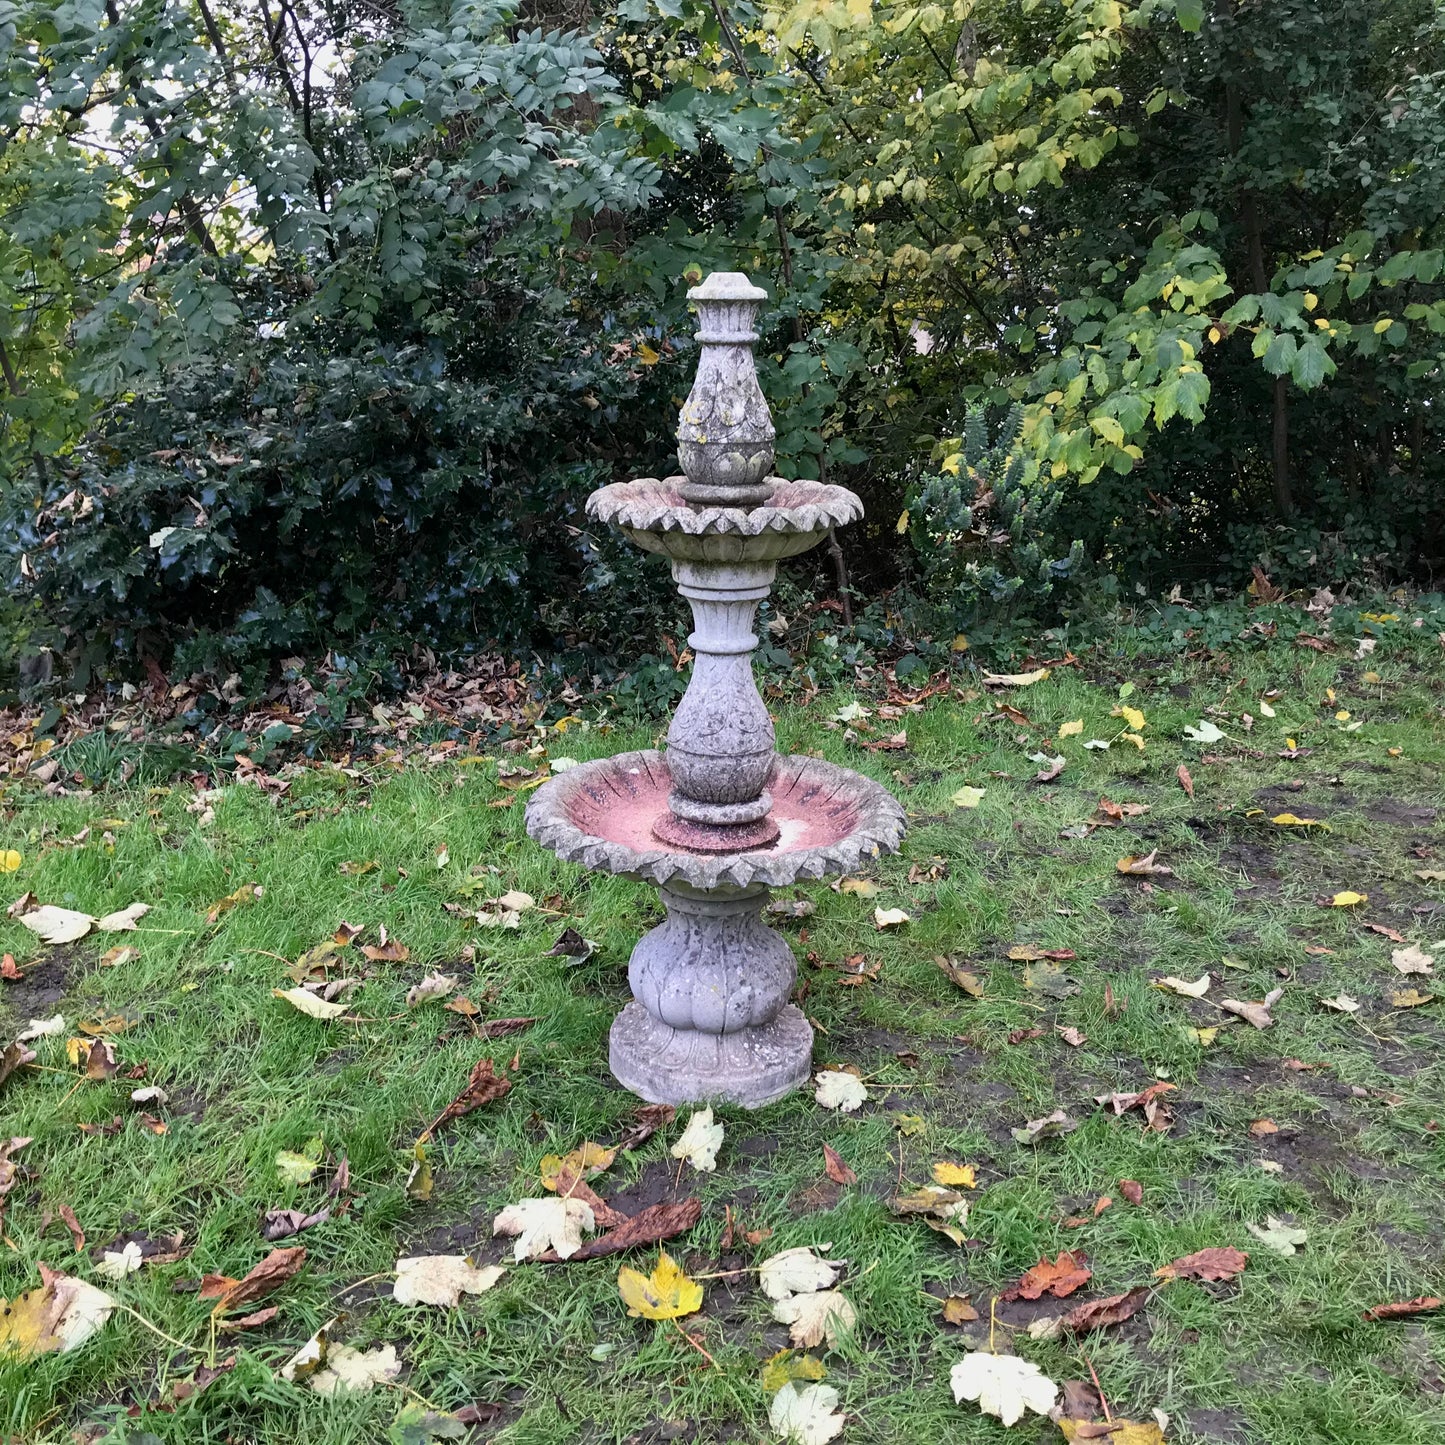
(1259, 700), (1277, 718)
(1111, 705), (1146, 732)
(1187, 1026), (1220, 1046)
(272, 987), (350, 1020)
(1154, 974), (1211, 998)
(1271, 813), (1329, 829)
(931, 1162), (978, 1188)
(1121, 732), (1145, 750)
(1057, 719), (1084, 738)
(951, 634), (969, 653)
(952, 786), (985, 809)
(896, 509), (910, 534)
(617, 1251), (702, 1320)
(1390, 989), (1434, 1009)
(1060, 1419), (1163, 1445)
(0, 850), (21, 873)
(873, 907), (910, 929)
(1335, 710), (1351, 722)
(839, 878), (879, 898)
(982, 668), (1050, 687)
(1329, 891), (1367, 908)
(0, 1266), (115, 1357)
(540, 1142), (616, 1191)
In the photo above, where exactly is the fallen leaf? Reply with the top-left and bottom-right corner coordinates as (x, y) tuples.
(942, 1296), (979, 1324)
(542, 1198), (701, 1263)
(18, 905), (94, 945)
(1183, 720), (1226, 743)
(275, 1138), (324, 1186)
(950, 1351), (1057, 1427)
(931, 1161), (977, 1188)
(261, 1207), (330, 1241)
(670, 1108), (724, 1172)
(310, 1342), (401, 1396)
(815, 1071), (867, 1112)
(1176, 763), (1195, 799)
(0, 1264), (115, 1357)
(1033, 755), (1067, 783)
(838, 878), (879, 899)
(773, 1289), (856, 1347)
(769, 1381), (845, 1445)
(493, 1197), (595, 1261)
(207, 883), (262, 922)
(618, 1250), (702, 1320)
(360, 938), (410, 963)
(1095, 1081), (1177, 1131)
(541, 1141), (616, 1192)
(1097, 798), (1151, 822)
(96, 1241), (145, 1281)
(1001, 1251), (1092, 1301)
(17, 1014), (65, 1041)
(273, 987), (349, 1021)
(1117, 851), (1172, 877)
(1391, 945), (1434, 975)
(420, 1056), (511, 1141)
(547, 927), (596, 964)
(392, 1255), (505, 1307)
(1023, 960), (1080, 998)
(1061, 1286), (1149, 1334)
(1390, 988), (1435, 1008)
(1119, 1179), (1143, 1205)
(1012, 1109), (1077, 1145)
(1154, 974), (1211, 998)
(873, 906), (910, 929)
(204, 1246), (306, 1317)
(888, 1185), (970, 1244)
(952, 786), (986, 809)
(759, 1247), (843, 1301)
(613, 1103), (676, 1153)
(405, 971), (459, 1008)
(1319, 993), (1361, 1013)
(983, 668), (1051, 687)
(1326, 890), (1368, 907)
(1220, 988), (1284, 1029)
(1155, 1246), (1248, 1282)
(1361, 1296), (1442, 1322)
(935, 957), (984, 996)
(822, 1143), (856, 1186)
(96, 902), (149, 932)
(0, 851), (20, 873)
(1249, 1119), (1279, 1138)
(1415, 870), (1445, 883)
(1246, 1216), (1308, 1256)
(1, 955), (23, 981)
(1059, 1418), (1165, 1444)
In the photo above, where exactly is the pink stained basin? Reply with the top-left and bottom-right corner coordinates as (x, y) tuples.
(525, 749), (907, 892)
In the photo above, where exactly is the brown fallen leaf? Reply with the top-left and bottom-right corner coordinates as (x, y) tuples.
(1061, 1285), (1149, 1334)
(1056, 1025), (1087, 1048)
(1098, 798), (1151, 822)
(1220, 988), (1284, 1030)
(822, 1143), (856, 1186)
(1117, 850), (1172, 877)
(168, 1355), (237, 1403)
(1361, 1296), (1441, 1322)
(1001, 1251), (1092, 1301)
(538, 1199), (701, 1263)
(1249, 1119), (1279, 1138)
(942, 1295), (979, 1324)
(1365, 922), (1408, 943)
(262, 1208), (331, 1241)
(56, 1205), (85, 1253)
(207, 883), (261, 924)
(1, 954), (23, 981)
(419, 1057), (511, 1143)
(1176, 763), (1195, 799)
(1154, 1246), (1248, 1282)
(201, 1246), (306, 1317)
(0, 1136), (32, 1226)
(76, 1117), (122, 1137)
(360, 939), (410, 963)
(83, 1039), (118, 1081)
(1008, 1027), (1045, 1045)
(613, 1103), (676, 1153)
(1095, 1081), (1177, 1132)
(216, 1304), (280, 1332)
(1119, 1179), (1143, 1206)
(936, 956), (985, 997)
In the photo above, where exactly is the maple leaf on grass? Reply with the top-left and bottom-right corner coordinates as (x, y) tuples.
(1154, 1246), (1248, 1282)
(769, 1380), (845, 1445)
(1012, 1109), (1077, 1145)
(618, 1250), (702, 1320)
(540, 1141), (616, 1192)
(310, 1342), (401, 1396)
(950, 1351), (1057, 1427)
(1220, 988), (1284, 1029)
(670, 1108), (724, 1172)
(1001, 1251), (1092, 1301)
(1246, 1216), (1307, 1256)
(1361, 1296), (1441, 1322)
(392, 1255), (505, 1307)
(0, 1263), (116, 1357)
(759, 1247), (842, 1302)
(814, 1070), (867, 1112)
(493, 1197), (595, 1262)
(1061, 1286), (1150, 1334)
(773, 1289), (857, 1348)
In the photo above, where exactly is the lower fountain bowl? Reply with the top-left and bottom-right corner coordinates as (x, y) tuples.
(525, 750), (906, 891)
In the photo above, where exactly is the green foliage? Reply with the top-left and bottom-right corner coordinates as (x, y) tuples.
(910, 403), (1083, 630)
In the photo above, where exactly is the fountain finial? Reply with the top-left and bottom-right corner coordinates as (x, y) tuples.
(676, 271), (776, 507)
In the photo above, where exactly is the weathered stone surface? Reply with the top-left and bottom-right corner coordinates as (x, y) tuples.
(523, 270), (905, 1108)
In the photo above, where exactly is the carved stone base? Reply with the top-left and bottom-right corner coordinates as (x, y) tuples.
(609, 1001), (813, 1108)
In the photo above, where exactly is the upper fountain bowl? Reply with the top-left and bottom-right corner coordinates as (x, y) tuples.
(588, 477), (862, 564)
(525, 749), (906, 891)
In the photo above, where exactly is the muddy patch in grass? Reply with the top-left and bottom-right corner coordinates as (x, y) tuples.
(0, 944), (79, 1022)
(1362, 797), (1438, 827)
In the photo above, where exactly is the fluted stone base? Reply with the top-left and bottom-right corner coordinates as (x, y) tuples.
(609, 1001), (813, 1109)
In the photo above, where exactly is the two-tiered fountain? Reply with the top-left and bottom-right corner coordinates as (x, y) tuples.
(527, 274), (905, 1107)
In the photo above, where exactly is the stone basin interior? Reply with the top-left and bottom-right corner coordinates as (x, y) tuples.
(620, 476), (844, 514)
(564, 753), (864, 856)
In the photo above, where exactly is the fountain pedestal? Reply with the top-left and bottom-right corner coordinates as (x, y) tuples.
(526, 273), (905, 1108)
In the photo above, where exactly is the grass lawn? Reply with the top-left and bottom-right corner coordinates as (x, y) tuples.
(3, 628), (1445, 1444)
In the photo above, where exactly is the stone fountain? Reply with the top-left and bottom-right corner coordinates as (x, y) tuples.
(526, 273), (905, 1108)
